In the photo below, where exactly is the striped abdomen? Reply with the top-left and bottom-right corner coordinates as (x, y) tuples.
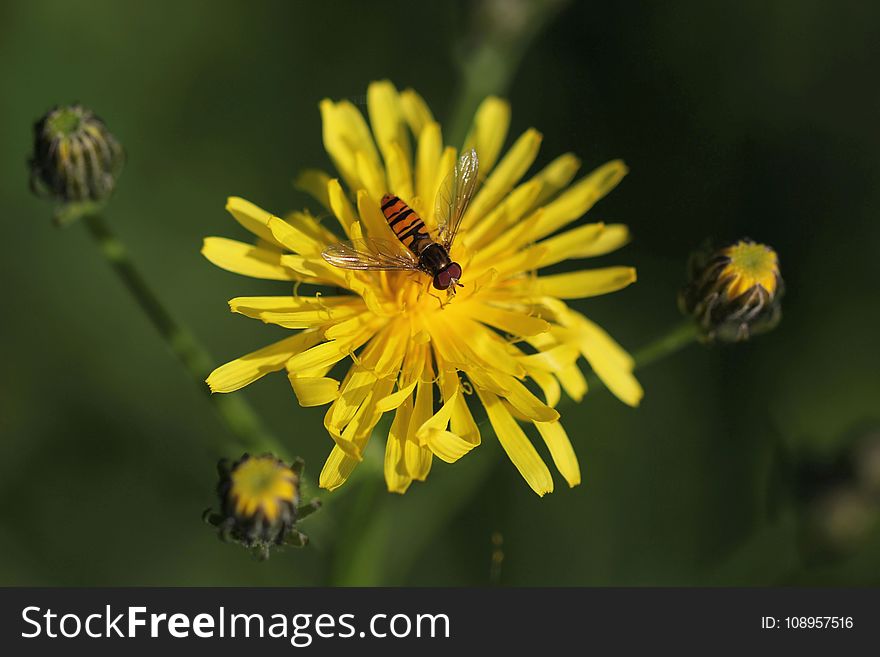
(381, 194), (431, 254)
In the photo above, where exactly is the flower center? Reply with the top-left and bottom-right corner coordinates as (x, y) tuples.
(46, 106), (84, 138)
(720, 241), (779, 298)
(229, 457), (296, 522)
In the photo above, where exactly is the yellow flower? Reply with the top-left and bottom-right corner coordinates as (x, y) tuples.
(203, 80), (642, 496)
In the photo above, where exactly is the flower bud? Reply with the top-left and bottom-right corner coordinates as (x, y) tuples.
(204, 453), (319, 559)
(679, 239), (783, 342)
(29, 104), (124, 205)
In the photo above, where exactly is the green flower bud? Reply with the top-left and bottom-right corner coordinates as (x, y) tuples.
(679, 239), (783, 342)
(29, 104), (124, 205)
(203, 453), (319, 559)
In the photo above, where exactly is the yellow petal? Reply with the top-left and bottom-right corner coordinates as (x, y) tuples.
(532, 267), (637, 299)
(416, 371), (476, 463)
(530, 153), (581, 208)
(557, 363), (587, 401)
(422, 429), (476, 463)
(519, 344), (580, 372)
(376, 340), (426, 411)
(436, 361), (481, 447)
(327, 179), (358, 237)
(207, 331), (323, 393)
(537, 223), (630, 268)
(468, 302), (550, 337)
(319, 445), (359, 491)
(400, 88), (435, 137)
(386, 142), (414, 201)
(293, 169), (332, 210)
(483, 371), (559, 423)
(263, 214), (322, 256)
(284, 210), (339, 246)
(202, 237), (297, 281)
(372, 320), (409, 378)
(356, 150), (387, 200)
(414, 378), (458, 443)
(463, 96), (511, 174)
(429, 146), (457, 226)
(325, 368), (376, 438)
(320, 99), (381, 192)
(405, 361), (435, 481)
(367, 80), (411, 167)
(323, 312), (375, 340)
(480, 238), (547, 280)
(286, 322), (376, 373)
(230, 295), (364, 329)
(407, 441), (433, 482)
(575, 317), (643, 407)
(451, 393), (480, 446)
(462, 129), (543, 231)
(532, 159), (628, 240)
(336, 376), (394, 457)
(415, 121), (443, 215)
(375, 378), (417, 412)
(534, 421), (581, 487)
(225, 197), (284, 247)
(278, 254), (349, 288)
(528, 369), (561, 407)
(324, 327), (399, 435)
(385, 397), (413, 493)
(436, 317), (525, 378)
(558, 308), (634, 371)
(289, 374), (340, 407)
(464, 179), (542, 251)
(229, 295), (358, 313)
(356, 190), (405, 246)
(476, 388), (553, 496)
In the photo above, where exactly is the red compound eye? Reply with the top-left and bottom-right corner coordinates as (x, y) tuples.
(433, 262), (462, 290)
(433, 269), (452, 290)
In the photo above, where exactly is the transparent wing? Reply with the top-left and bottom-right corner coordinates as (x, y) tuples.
(435, 147), (480, 250)
(321, 239), (420, 271)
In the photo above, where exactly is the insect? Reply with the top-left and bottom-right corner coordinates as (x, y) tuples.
(321, 148), (479, 293)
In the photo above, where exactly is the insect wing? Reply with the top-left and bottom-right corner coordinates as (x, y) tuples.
(321, 238), (420, 271)
(435, 147), (479, 250)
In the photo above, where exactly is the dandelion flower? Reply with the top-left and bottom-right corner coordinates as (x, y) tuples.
(203, 81), (642, 496)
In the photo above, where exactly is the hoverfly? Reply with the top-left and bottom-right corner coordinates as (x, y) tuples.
(321, 148), (479, 292)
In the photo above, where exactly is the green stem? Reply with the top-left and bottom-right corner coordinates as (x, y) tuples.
(632, 320), (699, 370)
(81, 213), (290, 461)
(446, 0), (569, 148)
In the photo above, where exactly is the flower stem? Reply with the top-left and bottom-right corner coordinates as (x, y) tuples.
(446, 0), (569, 148)
(632, 320), (700, 370)
(81, 212), (290, 462)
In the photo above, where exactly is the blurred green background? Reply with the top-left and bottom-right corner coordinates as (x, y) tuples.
(2, 0), (879, 586)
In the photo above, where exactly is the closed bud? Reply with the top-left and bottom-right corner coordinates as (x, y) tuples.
(679, 239), (783, 342)
(29, 104), (124, 207)
(204, 453), (319, 559)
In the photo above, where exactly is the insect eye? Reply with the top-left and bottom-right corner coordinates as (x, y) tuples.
(433, 270), (451, 290)
(446, 262), (462, 280)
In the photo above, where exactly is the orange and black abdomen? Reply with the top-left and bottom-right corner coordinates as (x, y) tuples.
(381, 194), (431, 254)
